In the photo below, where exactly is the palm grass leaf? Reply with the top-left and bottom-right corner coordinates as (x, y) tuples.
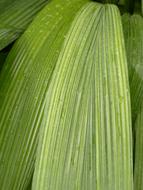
(0, 0), (89, 189)
(32, 3), (133, 190)
(122, 14), (143, 124)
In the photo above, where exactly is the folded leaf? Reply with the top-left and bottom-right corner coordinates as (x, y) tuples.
(32, 3), (133, 190)
(0, 0), (89, 189)
(0, 0), (49, 50)
(122, 14), (143, 124)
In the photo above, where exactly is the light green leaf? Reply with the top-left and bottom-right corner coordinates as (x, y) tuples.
(0, 0), (89, 189)
(33, 3), (133, 190)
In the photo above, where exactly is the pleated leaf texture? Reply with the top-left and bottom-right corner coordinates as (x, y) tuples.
(0, 0), (16, 13)
(32, 3), (133, 190)
(0, 0), (89, 189)
(134, 102), (143, 190)
(0, 0), (49, 51)
(122, 14), (143, 124)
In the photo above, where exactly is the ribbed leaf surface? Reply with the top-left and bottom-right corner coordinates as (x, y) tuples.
(0, 0), (17, 12)
(0, 0), (89, 189)
(0, 0), (49, 51)
(134, 103), (143, 190)
(124, 13), (143, 190)
(32, 3), (133, 190)
(122, 14), (143, 124)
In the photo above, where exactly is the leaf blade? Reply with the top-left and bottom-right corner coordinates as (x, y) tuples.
(32, 3), (133, 190)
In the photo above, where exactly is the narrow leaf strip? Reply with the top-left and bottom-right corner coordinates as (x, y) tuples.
(142, 0), (143, 14)
(33, 3), (133, 190)
(134, 103), (143, 189)
(0, 0), (89, 189)
(124, 13), (143, 190)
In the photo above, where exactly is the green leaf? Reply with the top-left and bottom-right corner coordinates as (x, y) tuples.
(123, 13), (143, 190)
(134, 103), (143, 189)
(32, 3), (133, 190)
(0, 0), (49, 51)
(142, 0), (143, 14)
(122, 14), (143, 124)
(0, 0), (89, 189)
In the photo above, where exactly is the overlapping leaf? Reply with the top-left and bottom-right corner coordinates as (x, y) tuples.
(122, 14), (143, 124)
(32, 3), (133, 190)
(0, 0), (49, 51)
(0, 0), (89, 189)
(122, 12), (143, 190)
